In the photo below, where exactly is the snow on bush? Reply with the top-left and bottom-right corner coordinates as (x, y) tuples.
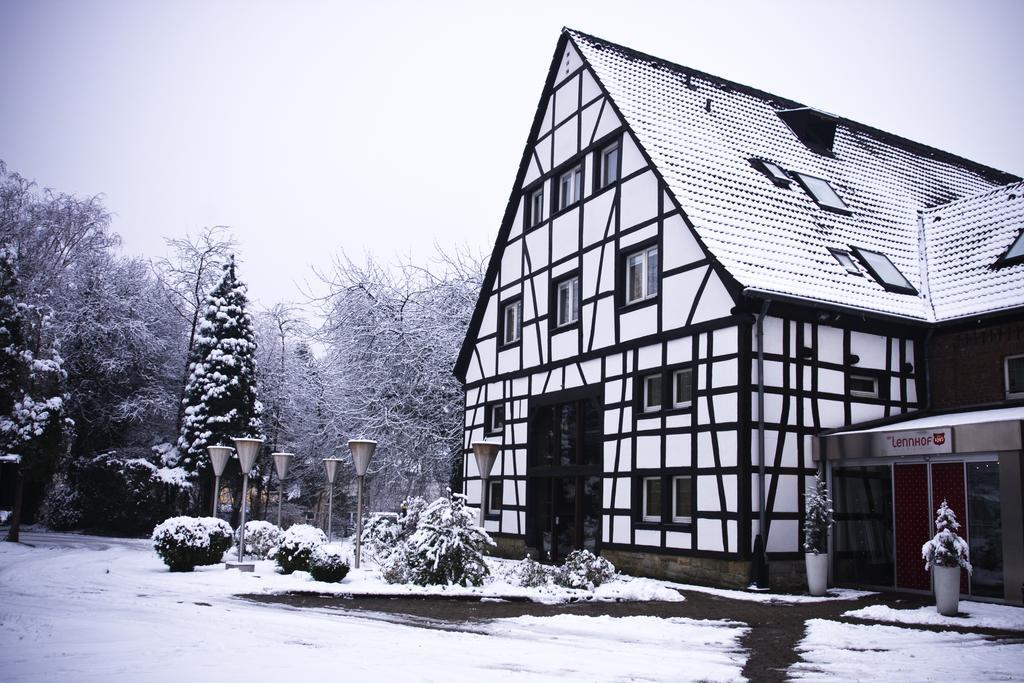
(275, 524), (327, 574)
(152, 516), (233, 572)
(360, 495), (426, 564)
(381, 490), (494, 587)
(555, 549), (616, 590)
(510, 554), (555, 588)
(803, 474), (833, 554)
(922, 500), (972, 572)
(309, 545), (351, 583)
(234, 520), (282, 560)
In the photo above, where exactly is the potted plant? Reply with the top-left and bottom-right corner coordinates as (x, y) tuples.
(922, 500), (972, 616)
(803, 474), (833, 596)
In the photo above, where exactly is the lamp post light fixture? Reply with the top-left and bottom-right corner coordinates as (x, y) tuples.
(206, 445), (234, 517)
(471, 441), (500, 527)
(347, 439), (377, 569)
(322, 457), (343, 542)
(228, 437), (264, 572)
(271, 452), (293, 528)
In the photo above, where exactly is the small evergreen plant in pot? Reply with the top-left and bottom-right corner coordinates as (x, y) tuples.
(275, 524), (327, 574)
(309, 546), (350, 583)
(152, 517), (233, 572)
(922, 500), (972, 616)
(803, 475), (834, 596)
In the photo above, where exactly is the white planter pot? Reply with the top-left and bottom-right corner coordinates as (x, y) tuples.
(805, 552), (829, 596)
(933, 565), (961, 616)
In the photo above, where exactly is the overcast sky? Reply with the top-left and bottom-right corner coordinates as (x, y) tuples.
(2, 0), (1022, 307)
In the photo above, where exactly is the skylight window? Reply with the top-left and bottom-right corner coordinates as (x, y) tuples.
(851, 247), (917, 295)
(994, 228), (1024, 267)
(792, 172), (851, 213)
(750, 159), (792, 187)
(828, 248), (861, 276)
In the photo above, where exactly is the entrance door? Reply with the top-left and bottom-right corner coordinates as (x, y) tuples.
(894, 463), (931, 591)
(526, 395), (602, 563)
(931, 462), (969, 594)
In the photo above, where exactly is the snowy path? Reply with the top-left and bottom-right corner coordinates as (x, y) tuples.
(0, 533), (749, 682)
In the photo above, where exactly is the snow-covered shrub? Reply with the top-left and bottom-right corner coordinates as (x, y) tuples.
(555, 549), (616, 589)
(381, 490), (494, 587)
(275, 524), (327, 574)
(511, 554), (555, 588)
(309, 545), (350, 583)
(803, 474), (833, 554)
(38, 473), (81, 531)
(360, 495), (427, 564)
(152, 516), (233, 572)
(234, 520), (282, 560)
(922, 500), (972, 572)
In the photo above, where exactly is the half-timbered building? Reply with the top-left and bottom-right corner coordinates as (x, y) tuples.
(454, 28), (1024, 599)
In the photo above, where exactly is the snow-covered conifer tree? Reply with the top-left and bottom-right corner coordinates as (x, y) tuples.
(0, 247), (70, 542)
(177, 256), (263, 491)
(922, 500), (972, 572)
(803, 474), (833, 554)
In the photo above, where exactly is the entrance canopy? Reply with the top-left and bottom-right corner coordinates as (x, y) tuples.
(815, 406), (1024, 461)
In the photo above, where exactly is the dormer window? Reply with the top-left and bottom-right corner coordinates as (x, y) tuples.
(828, 248), (862, 276)
(994, 228), (1024, 268)
(750, 159), (792, 187)
(792, 172), (851, 214)
(777, 107), (838, 155)
(851, 247), (917, 295)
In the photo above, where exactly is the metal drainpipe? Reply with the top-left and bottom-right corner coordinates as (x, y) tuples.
(756, 299), (770, 560)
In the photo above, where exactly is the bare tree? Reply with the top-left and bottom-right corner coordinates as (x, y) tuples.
(152, 226), (238, 432)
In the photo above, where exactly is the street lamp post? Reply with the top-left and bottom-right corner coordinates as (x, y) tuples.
(347, 439), (377, 569)
(229, 437), (264, 571)
(206, 445), (234, 517)
(471, 441), (499, 527)
(322, 457), (343, 542)
(271, 452), (293, 528)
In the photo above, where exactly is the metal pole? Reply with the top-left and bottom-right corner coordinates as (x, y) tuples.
(277, 481), (284, 528)
(355, 474), (364, 568)
(327, 482), (334, 542)
(238, 473), (249, 562)
(212, 475), (221, 517)
(479, 475), (488, 527)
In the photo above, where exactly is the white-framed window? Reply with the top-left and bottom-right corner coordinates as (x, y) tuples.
(672, 476), (692, 524)
(625, 245), (659, 304)
(600, 142), (619, 187)
(849, 374), (879, 399)
(558, 165), (583, 210)
(791, 171), (850, 213)
(642, 373), (662, 412)
(555, 276), (580, 327)
(501, 300), (521, 345)
(672, 368), (693, 408)
(1006, 354), (1024, 399)
(530, 188), (545, 227)
(642, 476), (661, 522)
(488, 479), (503, 515)
(486, 404), (505, 435)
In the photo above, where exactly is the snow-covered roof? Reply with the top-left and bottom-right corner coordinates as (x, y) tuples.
(832, 405), (1024, 435)
(567, 29), (1022, 322)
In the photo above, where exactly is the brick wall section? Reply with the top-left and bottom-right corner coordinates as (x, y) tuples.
(929, 320), (1024, 409)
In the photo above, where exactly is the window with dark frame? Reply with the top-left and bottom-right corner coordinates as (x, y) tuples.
(791, 171), (851, 213)
(829, 248), (862, 275)
(851, 247), (917, 294)
(488, 479), (503, 515)
(558, 165), (583, 211)
(642, 374), (662, 412)
(554, 275), (580, 328)
(995, 228), (1024, 268)
(751, 158), (792, 187)
(624, 244), (659, 305)
(486, 403), (505, 435)
(672, 476), (692, 524)
(530, 188), (545, 227)
(1006, 354), (1024, 399)
(599, 142), (619, 188)
(848, 374), (879, 399)
(500, 299), (522, 346)
(672, 368), (693, 409)
(642, 477), (661, 522)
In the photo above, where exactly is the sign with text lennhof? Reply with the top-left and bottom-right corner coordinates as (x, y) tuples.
(880, 428), (953, 456)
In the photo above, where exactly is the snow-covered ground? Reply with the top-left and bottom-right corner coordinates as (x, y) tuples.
(658, 579), (875, 604)
(844, 600), (1024, 632)
(0, 533), (746, 682)
(789, 619), (1024, 681)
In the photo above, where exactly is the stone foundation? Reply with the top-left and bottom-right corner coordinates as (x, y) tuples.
(491, 536), (530, 559)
